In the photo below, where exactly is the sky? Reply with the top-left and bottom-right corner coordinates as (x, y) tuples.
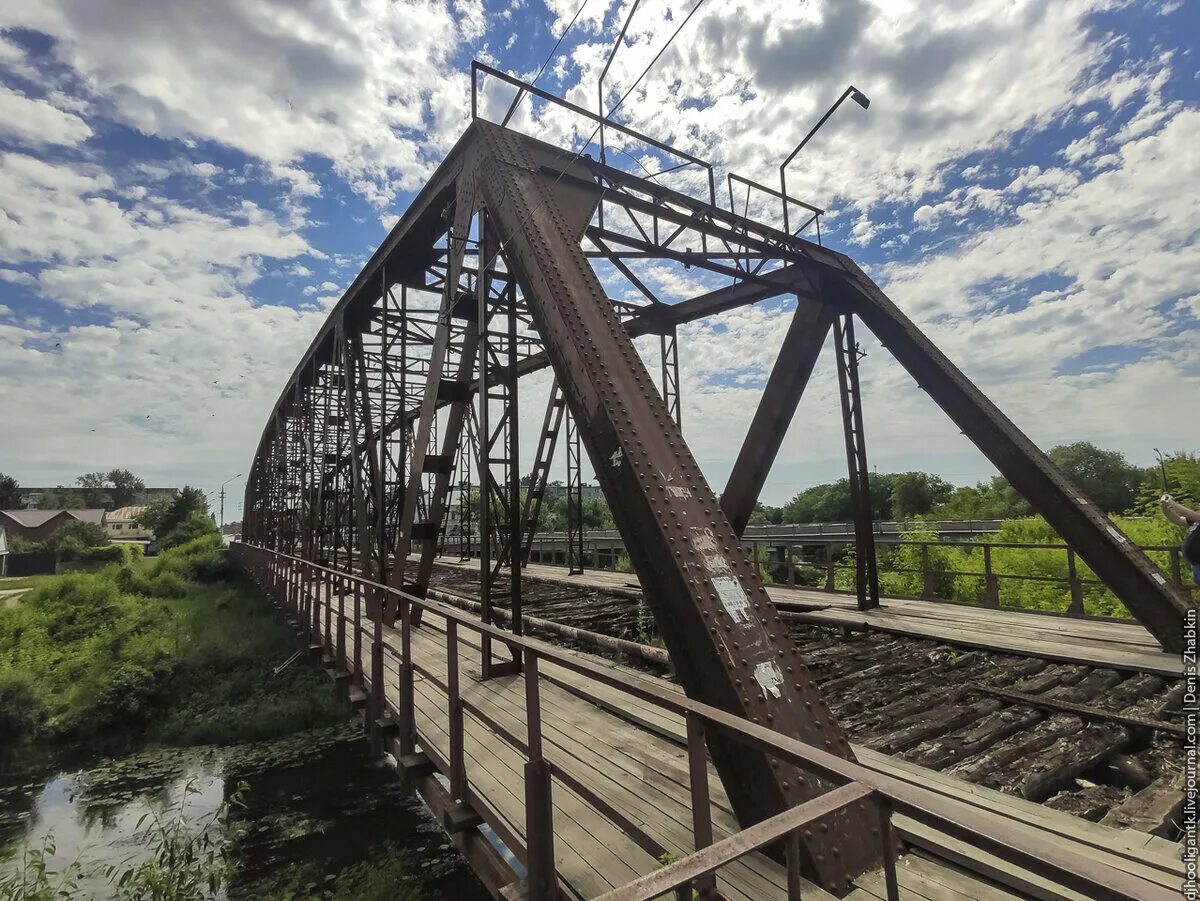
(0, 0), (1197, 513)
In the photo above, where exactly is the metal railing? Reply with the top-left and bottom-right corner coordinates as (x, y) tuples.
(231, 542), (1168, 901)
(760, 539), (1194, 619)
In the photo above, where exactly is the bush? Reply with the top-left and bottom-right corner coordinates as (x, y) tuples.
(158, 510), (219, 551)
(48, 520), (111, 559)
(78, 544), (124, 563)
(0, 672), (48, 752)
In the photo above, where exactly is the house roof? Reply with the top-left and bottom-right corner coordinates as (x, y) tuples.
(66, 509), (107, 524)
(107, 506), (147, 522)
(0, 509), (71, 528)
(0, 509), (107, 527)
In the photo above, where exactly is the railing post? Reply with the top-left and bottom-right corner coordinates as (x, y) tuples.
(399, 596), (416, 757)
(786, 831), (803, 900)
(824, 543), (835, 591)
(447, 620), (467, 801)
(370, 584), (386, 755)
(324, 568), (333, 654)
(1066, 548), (1084, 616)
(310, 563), (320, 638)
(787, 545), (796, 587)
(524, 651), (556, 900)
(878, 797), (900, 901)
(982, 544), (1000, 608)
(685, 712), (717, 899)
(920, 543), (935, 599)
(336, 574), (347, 670)
(1169, 547), (1183, 588)
(353, 580), (363, 685)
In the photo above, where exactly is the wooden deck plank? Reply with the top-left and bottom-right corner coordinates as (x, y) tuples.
(303, 583), (1180, 900)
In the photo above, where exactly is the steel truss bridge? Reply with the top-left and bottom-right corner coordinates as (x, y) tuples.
(237, 64), (1191, 900)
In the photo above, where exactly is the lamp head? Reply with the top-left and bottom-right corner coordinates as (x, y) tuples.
(849, 86), (870, 110)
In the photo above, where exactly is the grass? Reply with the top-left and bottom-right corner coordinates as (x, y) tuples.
(0, 576), (57, 593)
(0, 535), (350, 755)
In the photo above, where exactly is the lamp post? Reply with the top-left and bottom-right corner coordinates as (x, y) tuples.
(779, 85), (870, 233)
(218, 474), (241, 531)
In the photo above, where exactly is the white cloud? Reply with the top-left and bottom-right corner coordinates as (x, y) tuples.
(0, 0), (485, 205)
(0, 85), (92, 147)
(0, 151), (327, 489)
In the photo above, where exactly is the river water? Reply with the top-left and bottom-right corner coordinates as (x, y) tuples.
(0, 723), (491, 899)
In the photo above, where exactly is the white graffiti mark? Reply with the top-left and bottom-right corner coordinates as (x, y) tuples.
(665, 485), (691, 498)
(609, 447), (624, 468)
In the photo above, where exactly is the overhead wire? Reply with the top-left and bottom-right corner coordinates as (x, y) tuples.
(501, 0), (593, 126)
(490, 0), (712, 261)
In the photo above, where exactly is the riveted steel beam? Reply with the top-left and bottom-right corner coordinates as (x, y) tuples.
(473, 120), (873, 894)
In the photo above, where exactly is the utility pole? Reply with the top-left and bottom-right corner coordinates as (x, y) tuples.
(218, 474), (242, 533)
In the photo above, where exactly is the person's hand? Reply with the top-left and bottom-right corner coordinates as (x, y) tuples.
(1161, 493), (1174, 504)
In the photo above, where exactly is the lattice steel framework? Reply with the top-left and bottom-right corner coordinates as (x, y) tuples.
(243, 65), (1194, 895)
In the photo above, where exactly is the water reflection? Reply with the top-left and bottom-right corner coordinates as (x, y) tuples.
(0, 724), (489, 899)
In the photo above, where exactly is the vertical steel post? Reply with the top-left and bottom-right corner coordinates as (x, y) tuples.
(834, 313), (879, 610)
(565, 411), (584, 575)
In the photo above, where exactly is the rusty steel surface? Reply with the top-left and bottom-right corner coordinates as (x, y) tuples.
(242, 82), (1192, 895)
(470, 119), (874, 891)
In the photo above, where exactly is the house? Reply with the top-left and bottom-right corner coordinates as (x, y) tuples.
(106, 505), (154, 540)
(0, 509), (106, 542)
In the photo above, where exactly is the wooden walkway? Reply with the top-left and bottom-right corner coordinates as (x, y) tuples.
(315, 584), (1184, 901)
(434, 560), (1182, 677)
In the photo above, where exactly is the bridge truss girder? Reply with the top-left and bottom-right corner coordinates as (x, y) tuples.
(244, 113), (1193, 896)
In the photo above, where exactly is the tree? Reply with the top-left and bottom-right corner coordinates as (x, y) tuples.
(152, 486), (209, 537)
(1131, 451), (1200, 515)
(0, 473), (22, 509)
(890, 472), (954, 519)
(106, 469), (145, 508)
(932, 476), (1031, 520)
(159, 510), (219, 550)
(76, 471), (111, 508)
(1046, 442), (1142, 514)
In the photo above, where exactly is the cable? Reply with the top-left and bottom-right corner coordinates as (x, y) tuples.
(501, 0), (593, 126)
(494, 0), (712, 259)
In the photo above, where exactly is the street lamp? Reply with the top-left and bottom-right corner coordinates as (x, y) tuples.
(218, 474), (241, 530)
(779, 85), (870, 233)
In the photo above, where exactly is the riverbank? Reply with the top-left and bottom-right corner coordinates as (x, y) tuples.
(0, 535), (349, 759)
(0, 537), (488, 899)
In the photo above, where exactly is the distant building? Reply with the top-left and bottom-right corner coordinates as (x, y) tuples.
(19, 486), (178, 510)
(106, 505), (154, 540)
(0, 509), (107, 542)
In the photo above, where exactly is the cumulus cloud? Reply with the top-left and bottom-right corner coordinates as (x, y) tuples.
(0, 0), (485, 205)
(0, 85), (92, 146)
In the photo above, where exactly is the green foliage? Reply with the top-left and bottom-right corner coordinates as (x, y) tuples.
(47, 520), (111, 559)
(158, 511), (219, 551)
(0, 834), (87, 900)
(930, 475), (1031, 520)
(0, 473), (22, 509)
(1046, 442), (1142, 514)
(0, 673), (47, 755)
(105, 470), (146, 509)
(1132, 451), (1200, 515)
(147, 489), (211, 544)
(0, 538), (347, 749)
(781, 472), (954, 523)
(0, 781), (247, 901)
